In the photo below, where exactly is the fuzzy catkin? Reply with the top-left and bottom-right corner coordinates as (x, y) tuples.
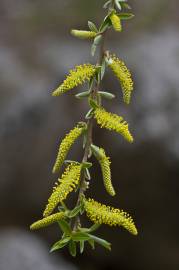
(94, 107), (133, 143)
(30, 212), (64, 230)
(71, 30), (97, 39)
(108, 55), (133, 104)
(94, 147), (115, 196)
(53, 124), (85, 173)
(52, 64), (96, 96)
(84, 199), (138, 235)
(44, 164), (82, 217)
(110, 13), (122, 32)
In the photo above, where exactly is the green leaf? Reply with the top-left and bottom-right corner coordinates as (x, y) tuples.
(67, 205), (82, 218)
(88, 239), (95, 249)
(88, 224), (101, 232)
(91, 43), (97, 57)
(50, 237), (71, 252)
(101, 58), (106, 80)
(75, 91), (90, 99)
(89, 98), (98, 109)
(58, 220), (71, 236)
(115, 0), (122, 10)
(88, 21), (98, 32)
(85, 108), (94, 120)
(90, 235), (111, 251)
(99, 91), (115, 100)
(94, 35), (102, 46)
(117, 13), (134, 20)
(103, 0), (111, 9)
(91, 144), (104, 159)
(72, 232), (91, 241)
(99, 15), (112, 32)
(80, 241), (85, 254)
(82, 162), (92, 169)
(68, 241), (77, 257)
(84, 168), (91, 180)
(121, 2), (132, 9)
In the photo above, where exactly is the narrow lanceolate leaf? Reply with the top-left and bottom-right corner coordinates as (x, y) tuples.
(118, 13), (134, 20)
(98, 91), (115, 100)
(52, 64), (96, 96)
(84, 199), (138, 236)
(108, 54), (134, 104)
(30, 212), (65, 230)
(50, 237), (71, 252)
(68, 241), (77, 257)
(94, 107), (133, 143)
(91, 145), (115, 196)
(88, 21), (98, 32)
(90, 235), (111, 250)
(52, 123), (86, 173)
(43, 164), (82, 217)
(71, 29), (97, 39)
(58, 219), (72, 235)
(72, 232), (91, 241)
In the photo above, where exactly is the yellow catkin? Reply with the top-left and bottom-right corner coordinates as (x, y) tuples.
(71, 30), (97, 39)
(84, 199), (138, 235)
(53, 124), (85, 173)
(110, 13), (122, 32)
(44, 164), (82, 217)
(30, 212), (64, 230)
(94, 147), (115, 196)
(108, 55), (133, 104)
(94, 107), (133, 143)
(52, 64), (96, 96)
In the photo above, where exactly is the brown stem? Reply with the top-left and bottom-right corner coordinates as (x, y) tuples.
(73, 32), (106, 231)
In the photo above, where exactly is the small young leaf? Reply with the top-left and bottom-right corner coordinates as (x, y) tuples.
(88, 239), (95, 249)
(101, 58), (106, 80)
(99, 91), (115, 100)
(89, 98), (98, 109)
(72, 232), (91, 241)
(91, 144), (104, 159)
(93, 35), (102, 46)
(50, 237), (71, 252)
(89, 224), (101, 232)
(84, 168), (91, 180)
(85, 108), (94, 120)
(68, 205), (82, 218)
(58, 220), (71, 236)
(80, 241), (85, 254)
(118, 13), (134, 20)
(68, 241), (77, 257)
(75, 91), (90, 99)
(90, 235), (111, 251)
(82, 162), (92, 169)
(88, 21), (98, 32)
(115, 0), (122, 10)
(103, 0), (111, 9)
(91, 43), (97, 57)
(99, 15), (112, 32)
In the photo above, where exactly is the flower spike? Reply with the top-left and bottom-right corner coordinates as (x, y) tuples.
(53, 123), (86, 173)
(91, 145), (115, 196)
(52, 64), (96, 96)
(110, 12), (122, 32)
(30, 212), (65, 230)
(44, 164), (82, 217)
(71, 30), (97, 39)
(84, 198), (138, 235)
(108, 54), (133, 104)
(94, 107), (133, 143)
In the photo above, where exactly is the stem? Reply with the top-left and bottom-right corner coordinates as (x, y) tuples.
(73, 31), (107, 230)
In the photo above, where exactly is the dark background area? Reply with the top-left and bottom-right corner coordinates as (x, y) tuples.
(0, 1), (179, 270)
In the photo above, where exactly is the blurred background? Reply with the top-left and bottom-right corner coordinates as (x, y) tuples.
(0, 0), (179, 269)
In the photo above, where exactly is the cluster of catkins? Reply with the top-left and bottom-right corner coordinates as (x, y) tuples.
(30, 0), (138, 256)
